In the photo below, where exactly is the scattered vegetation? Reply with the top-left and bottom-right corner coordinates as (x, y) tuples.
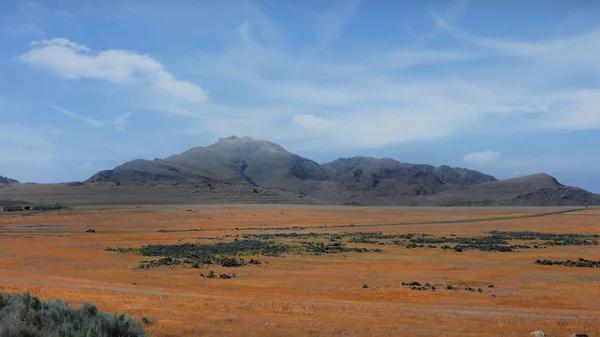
(0, 291), (146, 337)
(156, 224), (358, 233)
(535, 258), (600, 268)
(139, 239), (290, 259)
(300, 241), (381, 255)
(401, 282), (491, 294)
(137, 257), (182, 270)
(104, 247), (139, 254)
(107, 230), (600, 272)
(107, 238), (377, 270)
(219, 273), (235, 279)
(245, 230), (599, 252)
(200, 271), (236, 279)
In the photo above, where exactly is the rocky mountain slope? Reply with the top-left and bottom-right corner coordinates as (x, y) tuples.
(86, 136), (600, 206)
(88, 136), (328, 193)
(0, 176), (19, 184)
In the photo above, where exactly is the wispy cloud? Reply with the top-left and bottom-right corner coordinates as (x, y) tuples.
(2, 1), (78, 37)
(404, 21), (422, 40)
(17, 38), (207, 102)
(316, 0), (361, 47)
(433, 13), (600, 65)
(463, 150), (501, 166)
(13, 0), (600, 151)
(48, 104), (132, 130)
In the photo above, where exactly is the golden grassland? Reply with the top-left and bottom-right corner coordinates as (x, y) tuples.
(1, 205), (599, 336)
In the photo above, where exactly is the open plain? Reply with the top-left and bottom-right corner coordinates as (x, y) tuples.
(1, 205), (599, 336)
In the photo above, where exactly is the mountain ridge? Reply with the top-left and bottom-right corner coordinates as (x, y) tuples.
(0, 176), (19, 184)
(86, 136), (600, 206)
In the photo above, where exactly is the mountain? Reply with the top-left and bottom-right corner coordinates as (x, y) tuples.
(86, 136), (600, 206)
(429, 173), (600, 206)
(321, 157), (496, 199)
(88, 136), (328, 193)
(88, 136), (494, 196)
(0, 176), (19, 184)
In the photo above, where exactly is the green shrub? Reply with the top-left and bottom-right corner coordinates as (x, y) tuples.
(0, 291), (146, 337)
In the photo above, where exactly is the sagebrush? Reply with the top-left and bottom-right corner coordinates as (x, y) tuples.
(0, 291), (146, 337)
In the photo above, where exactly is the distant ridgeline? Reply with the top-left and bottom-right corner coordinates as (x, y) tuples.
(0, 204), (64, 212)
(0, 175), (19, 184)
(83, 136), (600, 207)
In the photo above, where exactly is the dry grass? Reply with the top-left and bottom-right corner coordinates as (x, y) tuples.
(1, 205), (599, 336)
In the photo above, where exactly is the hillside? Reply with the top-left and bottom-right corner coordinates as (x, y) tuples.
(87, 136), (496, 198)
(319, 156), (496, 201)
(0, 175), (19, 184)
(2, 178), (324, 207)
(423, 173), (600, 206)
(88, 136), (328, 193)
(84, 136), (600, 207)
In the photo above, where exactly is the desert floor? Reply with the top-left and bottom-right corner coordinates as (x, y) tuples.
(1, 205), (599, 336)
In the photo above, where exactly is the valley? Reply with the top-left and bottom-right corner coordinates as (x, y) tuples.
(1, 205), (599, 336)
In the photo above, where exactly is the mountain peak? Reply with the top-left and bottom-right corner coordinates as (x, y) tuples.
(521, 173), (563, 186)
(211, 136), (286, 152)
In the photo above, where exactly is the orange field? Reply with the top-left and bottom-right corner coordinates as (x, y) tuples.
(1, 205), (599, 336)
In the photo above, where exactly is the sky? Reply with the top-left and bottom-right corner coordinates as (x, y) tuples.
(1, 0), (599, 192)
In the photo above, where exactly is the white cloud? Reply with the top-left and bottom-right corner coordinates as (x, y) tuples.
(165, 3), (600, 149)
(48, 104), (132, 130)
(463, 150), (501, 166)
(292, 114), (330, 133)
(31, 38), (90, 52)
(17, 38), (207, 102)
(13, 2), (600, 151)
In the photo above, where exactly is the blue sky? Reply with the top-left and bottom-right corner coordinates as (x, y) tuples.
(1, 0), (599, 192)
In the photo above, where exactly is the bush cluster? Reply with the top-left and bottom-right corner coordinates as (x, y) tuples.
(401, 281), (436, 291)
(200, 271), (236, 279)
(401, 282), (488, 294)
(0, 291), (145, 337)
(138, 239), (288, 259)
(104, 247), (139, 254)
(137, 257), (181, 270)
(301, 241), (380, 255)
(535, 258), (600, 268)
(245, 231), (599, 253)
(108, 237), (379, 270)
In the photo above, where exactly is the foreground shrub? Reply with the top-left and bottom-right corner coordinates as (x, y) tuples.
(0, 291), (146, 337)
